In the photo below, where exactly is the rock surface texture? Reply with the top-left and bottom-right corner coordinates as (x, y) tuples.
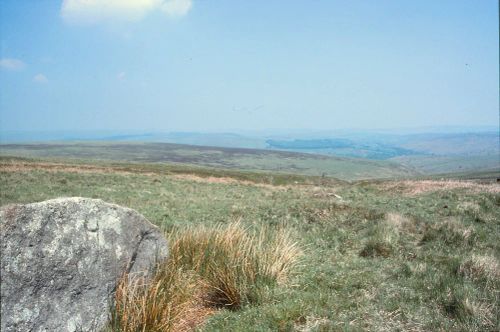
(0, 197), (168, 332)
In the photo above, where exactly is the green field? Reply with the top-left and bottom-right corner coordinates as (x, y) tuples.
(1, 156), (499, 331)
(0, 142), (418, 181)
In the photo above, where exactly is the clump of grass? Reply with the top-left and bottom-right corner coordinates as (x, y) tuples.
(294, 315), (332, 331)
(385, 212), (418, 232)
(421, 218), (475, 246)
(107, 264), (206, 332)
(360, 239), (393, 258)
(461, 299), (496, 328)
(360, 214), (400, 258)
(107, 222), (302, 331)
(169, 222), (302, 309)
(457, 201), (481, 216)
(442, 292), (495, 328)
(458, 254), (499, 285)
(456, 201), (488, 222)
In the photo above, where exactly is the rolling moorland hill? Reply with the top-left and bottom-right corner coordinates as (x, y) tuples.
(0, 137), (498, 331)
(0, 142), (418, 181)
(265, 131), (500, 173)
(1, 129), (497, 175)
(0, 156), (498, 331)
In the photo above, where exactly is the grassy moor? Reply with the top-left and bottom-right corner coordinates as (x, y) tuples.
(1, 156), (498, 331)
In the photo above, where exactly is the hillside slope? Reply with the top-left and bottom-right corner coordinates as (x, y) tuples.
(0, 142), (417, 181)
(1, 158), (498, 331)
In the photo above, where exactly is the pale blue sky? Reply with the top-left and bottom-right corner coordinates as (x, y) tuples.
(0, 0), (498, 132)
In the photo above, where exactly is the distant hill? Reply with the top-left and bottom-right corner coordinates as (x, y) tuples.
(266, 138), (418, 160)
(0, 142), (417, 181)
(395, 132), (499, 156)
(1, 129), (497, 176)
(266, 131), (499, 174)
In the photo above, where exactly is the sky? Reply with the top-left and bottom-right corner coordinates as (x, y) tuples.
(0, 0), (498, 133)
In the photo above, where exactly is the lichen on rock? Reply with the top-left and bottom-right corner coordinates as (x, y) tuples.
(0, 197), (168, 332)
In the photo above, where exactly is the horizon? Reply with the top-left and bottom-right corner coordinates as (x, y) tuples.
(1, 1), (499, 132)
(1, 125), (498, 145)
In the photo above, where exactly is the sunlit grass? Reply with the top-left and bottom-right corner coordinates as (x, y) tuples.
(107, 222), (302, 331)
(1, 158), (499, 331)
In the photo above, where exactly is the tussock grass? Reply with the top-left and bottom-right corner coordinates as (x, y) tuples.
(108, 266), (204, 332)
(169, 222), (302, 309)
(461, 299), (496, 328)
(421, 217), (475, 246)
(442, 292), (496, 329)
(107, 222), (302, 331)
(458, 254), (500, 285)
(385, 212), (414, 231)
(456, 201), (488, 222)
(360, 213), (401, 258)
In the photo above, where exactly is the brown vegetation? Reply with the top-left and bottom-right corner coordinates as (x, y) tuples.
(379, 180), (500, 196)
(108, 222), (302, 331)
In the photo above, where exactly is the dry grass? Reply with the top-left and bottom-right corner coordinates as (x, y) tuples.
(0, 160), (288, 189)
(443, 294), (496, 329)
(294, 315), (332, 331)
(369, 309), (428, 332)
(458, 254), (500, 285)
(461, 298), (496, 328)
(171, 174), (285, 190)
(0, 160), (157, 176)
(107, 222), (302, 331)
(457, 202), (481, 215)
(385, 212), (416, 231)
(108, 264), (207, 332)
(421, 218), (475, 245)
(169, 222), (302, 308)
(380, 180), (500, 196)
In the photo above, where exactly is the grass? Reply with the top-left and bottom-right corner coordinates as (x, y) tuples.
(168, 222), (302, 310)
(108, 263), (202, 332)
(1, 157), (499, 331)
(107, 222), (302, 331)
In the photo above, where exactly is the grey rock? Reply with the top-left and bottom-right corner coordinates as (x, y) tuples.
(0, 197), (168, 332)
